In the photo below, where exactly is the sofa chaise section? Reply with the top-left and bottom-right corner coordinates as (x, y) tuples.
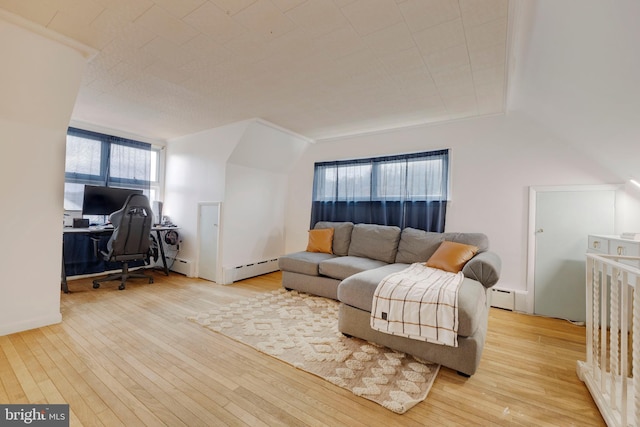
(278, 222), (501, 376)
(337, 266), (492, 376)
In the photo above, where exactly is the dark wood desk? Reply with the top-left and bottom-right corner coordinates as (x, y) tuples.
(61, 226), (178, 293)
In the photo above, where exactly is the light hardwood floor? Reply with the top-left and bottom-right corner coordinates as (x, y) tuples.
(1, 271), (604, 426)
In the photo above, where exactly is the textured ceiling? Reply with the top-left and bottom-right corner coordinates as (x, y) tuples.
(0, 0), (510, 141)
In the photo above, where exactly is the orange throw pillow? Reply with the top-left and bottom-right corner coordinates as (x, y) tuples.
(306, 228), (334, 254)
(426, 241), (478, 273)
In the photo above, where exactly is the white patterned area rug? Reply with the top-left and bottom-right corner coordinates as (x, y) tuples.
(187, 288), (440, 414)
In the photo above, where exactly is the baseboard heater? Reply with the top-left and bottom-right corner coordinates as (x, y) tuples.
(168, 257), (195, 277)
(490, 288), (515, 311)
(223, 258), (279, 284)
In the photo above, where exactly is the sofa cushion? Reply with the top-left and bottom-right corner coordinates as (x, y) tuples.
(348, 224), (401, 263)
(319, 256), (389, 280)
(306, 228), (334, 254)
(278, 251), (337, 276)
(337, 263), (409, 309)
(338, 265), (487, 337)
(426, 241), (479, 273)
(314, 221), (354, 256)
(395, 228), (445, 263)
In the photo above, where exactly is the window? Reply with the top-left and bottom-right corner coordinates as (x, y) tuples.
(64, 127), (161, 213)
(314, 162), (372, 202)
(311, 150), (449, 231)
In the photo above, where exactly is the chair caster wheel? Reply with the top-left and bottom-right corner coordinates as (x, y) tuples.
(118, 284), (125, 290)
(149, 278), (154, 284)
(93, 281), (100, 289)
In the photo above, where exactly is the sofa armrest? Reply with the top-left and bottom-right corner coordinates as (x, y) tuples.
(462, 251), (501, 288)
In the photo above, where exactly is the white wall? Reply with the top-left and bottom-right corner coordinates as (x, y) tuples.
(617, 182), (640, 233)
(223, 164), (288, 267)
(164, 121), (245, 263)
(285, 112), (621, 294)
(509, 0), (640, 184)
(0, 17), (88, 335)
(222, 121), (308, 272)
(164, 119), (309, 282)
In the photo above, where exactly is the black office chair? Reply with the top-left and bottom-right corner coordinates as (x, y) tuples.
(93, 194), (155, 290)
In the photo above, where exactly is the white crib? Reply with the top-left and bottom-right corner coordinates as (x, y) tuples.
(577, 253), (640, 426)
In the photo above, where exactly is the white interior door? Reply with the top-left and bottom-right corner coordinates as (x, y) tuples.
(198, 202), (220, 283)
(533, 188), (615, 322)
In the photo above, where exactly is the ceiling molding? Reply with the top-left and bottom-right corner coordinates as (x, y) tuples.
(0, 9), (97, 60)
(314, 112), (506, 143)
(252, 118), (316, 144)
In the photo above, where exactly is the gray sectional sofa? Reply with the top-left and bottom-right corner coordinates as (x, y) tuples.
(278, 221), (501, 376)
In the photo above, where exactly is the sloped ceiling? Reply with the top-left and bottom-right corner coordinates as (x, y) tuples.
(509, 0), (640, 183)
(0, 0), (510, 141)
(228, 120), (308, 172)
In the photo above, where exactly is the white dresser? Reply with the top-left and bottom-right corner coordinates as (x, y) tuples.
(588, 234), (640, 268)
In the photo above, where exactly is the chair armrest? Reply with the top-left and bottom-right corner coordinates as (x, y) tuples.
(462, 251), (501, 288)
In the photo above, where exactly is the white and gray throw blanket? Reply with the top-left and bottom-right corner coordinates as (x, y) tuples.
(370, 263), (464, 347)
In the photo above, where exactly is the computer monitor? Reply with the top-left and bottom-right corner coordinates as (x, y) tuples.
(82, 185), (143, 216)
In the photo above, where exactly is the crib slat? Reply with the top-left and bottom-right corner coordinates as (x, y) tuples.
(634, 278), (639, 426)
(619, 273), (628, 427)
(610, 268), (619, 410)
(579, 253), (639, 427)
(600, 264), (608, 389)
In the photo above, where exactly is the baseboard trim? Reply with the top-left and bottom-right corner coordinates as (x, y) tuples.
(0, 312), (62, 336)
